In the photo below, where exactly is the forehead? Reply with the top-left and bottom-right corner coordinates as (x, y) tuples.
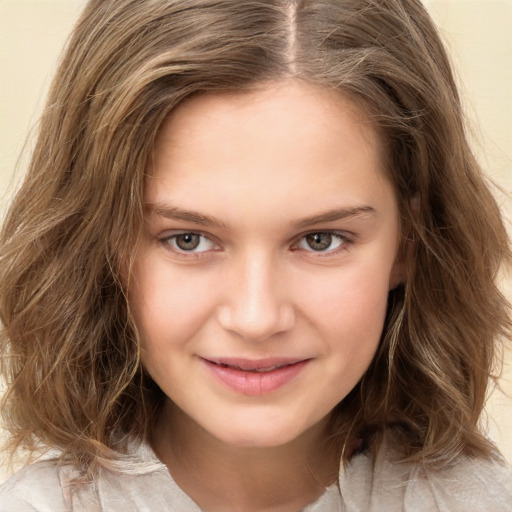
(150, 81), (380, 168)
(145, 80), (393, 228)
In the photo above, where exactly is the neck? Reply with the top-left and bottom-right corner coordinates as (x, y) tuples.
(151, 401), (341, 512)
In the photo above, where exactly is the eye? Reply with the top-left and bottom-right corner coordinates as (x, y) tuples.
(296, 232), (348, 253)
(162, 232), (218, 253)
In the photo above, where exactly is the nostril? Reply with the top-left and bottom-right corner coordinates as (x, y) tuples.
(216, 303), (295, 342)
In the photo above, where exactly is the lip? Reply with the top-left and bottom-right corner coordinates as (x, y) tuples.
(201, 357), (310, 396)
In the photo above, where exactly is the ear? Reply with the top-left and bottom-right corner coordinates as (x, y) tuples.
(388, 243), (408, 291)
(388, 196), (418, 291)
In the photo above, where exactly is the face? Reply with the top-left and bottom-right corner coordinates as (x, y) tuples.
(130, 81), (403, 448)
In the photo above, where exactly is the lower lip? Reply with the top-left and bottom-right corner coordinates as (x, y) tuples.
(203, 360), (310, 396)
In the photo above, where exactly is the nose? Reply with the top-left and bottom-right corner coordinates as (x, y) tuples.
(217, 252), (295, 342)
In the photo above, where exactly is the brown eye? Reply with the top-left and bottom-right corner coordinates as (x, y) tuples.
(296, 232), (348, 254)
(163, 232), (218, 254)
(175, 233), (201, 251)
(305, 233), (333, 251)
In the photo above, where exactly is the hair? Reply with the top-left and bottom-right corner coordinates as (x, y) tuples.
(1, 0), (510, 475)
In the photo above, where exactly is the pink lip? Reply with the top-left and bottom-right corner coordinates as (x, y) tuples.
(201, 357), (310, 396)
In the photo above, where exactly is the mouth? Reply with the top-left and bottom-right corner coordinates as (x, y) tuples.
(205, 357), (308, 372)
(201, 357), (311, 395)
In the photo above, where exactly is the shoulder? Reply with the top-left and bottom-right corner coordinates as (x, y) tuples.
(340, 432), (512, 512)
(0, 459), (68, 512)
(0, 442), (200, 512)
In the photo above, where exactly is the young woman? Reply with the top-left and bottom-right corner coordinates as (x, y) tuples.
(1, 0), (511, 510)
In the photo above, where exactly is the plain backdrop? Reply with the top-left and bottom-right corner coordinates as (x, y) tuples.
(1, 0), (511, 482)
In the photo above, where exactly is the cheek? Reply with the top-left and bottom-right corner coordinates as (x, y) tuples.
(129, 255), (218, 348)
(299, 260), (391, 340)
(309, 265), (390, 398)
(294, 258), (391, 395)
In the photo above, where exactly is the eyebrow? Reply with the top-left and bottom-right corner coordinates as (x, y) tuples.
(145, 203), (228, 228)
(293, 206), (377, 228)
(145, 203), (376, 229)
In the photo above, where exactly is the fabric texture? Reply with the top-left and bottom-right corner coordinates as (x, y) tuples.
(1, 432), (511, 511)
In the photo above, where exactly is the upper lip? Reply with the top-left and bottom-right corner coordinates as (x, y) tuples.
(202, 357), (309, 371)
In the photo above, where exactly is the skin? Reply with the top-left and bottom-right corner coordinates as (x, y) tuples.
(130, 80), (404, 511)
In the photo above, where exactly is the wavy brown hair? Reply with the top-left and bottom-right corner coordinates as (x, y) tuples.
(1, 0), (510, 474)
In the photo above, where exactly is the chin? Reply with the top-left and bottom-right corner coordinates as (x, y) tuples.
(217, 430), (298, 449)
(209, 416), (316, 449)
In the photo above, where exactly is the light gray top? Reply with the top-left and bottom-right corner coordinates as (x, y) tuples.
(1, 432), (511, 511)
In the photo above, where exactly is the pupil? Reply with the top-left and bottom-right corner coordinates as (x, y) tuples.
(306, 233), (332, 251)
(176, 233), (200, 250)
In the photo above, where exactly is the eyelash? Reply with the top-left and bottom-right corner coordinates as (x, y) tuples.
(158, 231), (220, 258)
(292, 231), (353, 257)
(158, 230), (354, 259)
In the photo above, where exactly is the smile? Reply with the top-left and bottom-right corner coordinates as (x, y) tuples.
(201, 358), (310, 396)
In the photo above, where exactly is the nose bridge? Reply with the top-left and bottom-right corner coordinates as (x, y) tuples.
(218, 248), (294, 341)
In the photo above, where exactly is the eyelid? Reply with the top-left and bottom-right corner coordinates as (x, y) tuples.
(157, 229), (355, 258)
(159, 230), (220, 256)
(291, 230), (355, 255)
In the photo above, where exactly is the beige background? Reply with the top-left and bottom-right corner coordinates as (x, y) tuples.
(1, 0), (511, 481)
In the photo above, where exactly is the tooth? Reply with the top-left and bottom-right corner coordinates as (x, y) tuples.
(216, 362), (293, 372)
(252, 365), (281, 373)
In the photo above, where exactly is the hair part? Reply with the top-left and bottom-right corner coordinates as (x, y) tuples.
(1, 0), (510, 474)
